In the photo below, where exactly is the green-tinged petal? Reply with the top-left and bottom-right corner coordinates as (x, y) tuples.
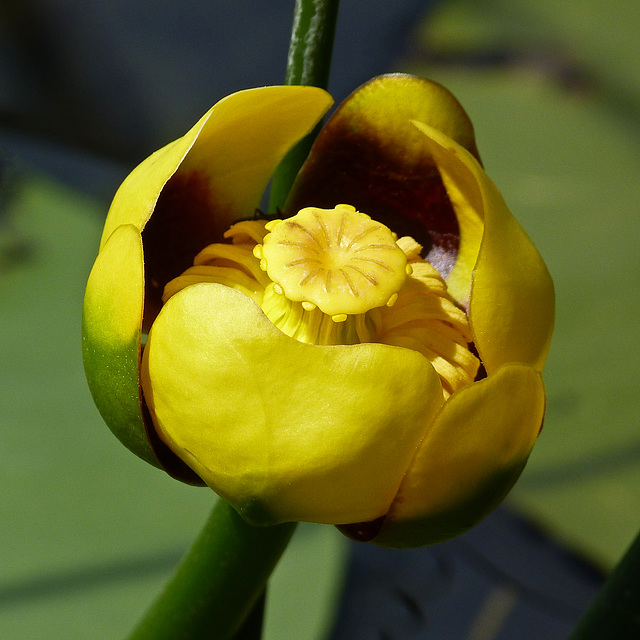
(285, 74), (480, 275)
(414, 121), (555, 372)
(141, 283), (444, 526)
(82, 224), (158, 466)
(100, 86), (333, 323)
(372, 363), (545, 548)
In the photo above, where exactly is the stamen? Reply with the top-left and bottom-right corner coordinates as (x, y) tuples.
(369, 258), (479, 395)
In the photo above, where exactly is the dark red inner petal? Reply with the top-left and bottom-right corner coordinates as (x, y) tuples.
(285, 124), (459, 266)
(141, 170), (224, 330)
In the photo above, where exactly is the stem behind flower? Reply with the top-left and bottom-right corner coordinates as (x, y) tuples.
(128, 500), (295, 640)
(269, 0), (341, 212)
(567, 526), (640, 640)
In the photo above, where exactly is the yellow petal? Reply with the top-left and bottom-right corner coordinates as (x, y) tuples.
(141, 283), (444, 526)
(101, 85), (333, 249)
(414, 121), (555, 372)
(82, 224), (158, 466)
(373, 363), (545, 548)
(325, 73), (479, 156)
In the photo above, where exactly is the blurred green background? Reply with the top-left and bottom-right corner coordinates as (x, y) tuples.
(1, 0), (638, 638)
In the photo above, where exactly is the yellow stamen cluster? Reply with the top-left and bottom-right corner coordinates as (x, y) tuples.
(163, 205), (479, 396)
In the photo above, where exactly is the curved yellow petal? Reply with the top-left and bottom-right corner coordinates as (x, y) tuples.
(372, 363), (545, 548)
(285, 74), (479, 275)
(471, 178), (554, 372)
(101, 85), (333, 248)
(324, 73), (478, 156)
(141, 283), (444, 526)
(82, 224), (158, 466)
(101, 84), (333, 329)
(414, 121), (555, 372)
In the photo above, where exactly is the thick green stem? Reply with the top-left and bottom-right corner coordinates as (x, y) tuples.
(233, 591), (267, 640)
(567, 527), (640, 639)
(269, 0), (341, 212)
(128, 500), (296, 640)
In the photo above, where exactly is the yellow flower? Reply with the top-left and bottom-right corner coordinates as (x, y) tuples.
(82, 74), (554, 547)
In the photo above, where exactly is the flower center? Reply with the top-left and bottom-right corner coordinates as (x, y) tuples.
(254, 205), (409, 319)
(161, 205), (480, 397)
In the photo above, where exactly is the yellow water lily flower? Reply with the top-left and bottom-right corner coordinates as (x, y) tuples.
(82, 74), (554, 547)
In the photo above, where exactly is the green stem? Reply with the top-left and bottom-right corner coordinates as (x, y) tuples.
(128, 500), (296, 640)
(567, 527), (640, 639)
(232, 591), (267, 640)
(269, 0), (341, 212)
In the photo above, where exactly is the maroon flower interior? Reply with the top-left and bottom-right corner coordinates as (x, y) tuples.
(141, 169), (226, 331)
(285, 119), (460, 278)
